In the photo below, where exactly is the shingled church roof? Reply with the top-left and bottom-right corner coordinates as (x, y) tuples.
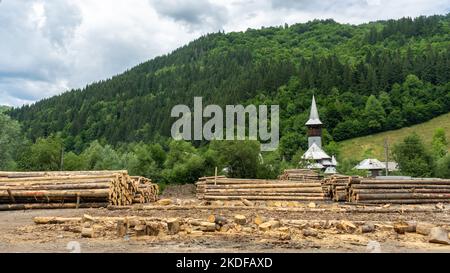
(302, 143), (331, 160)
(305, 95), (323, 126)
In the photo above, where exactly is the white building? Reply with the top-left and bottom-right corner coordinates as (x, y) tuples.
(354, 158), (385, 177)
(355, 159), (399, 177)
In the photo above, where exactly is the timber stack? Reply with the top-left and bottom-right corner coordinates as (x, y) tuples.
(196, 176), (327, 201)
(278, 169), (323, 182)
(0, 171), (159, 210)
(131, 176), (159, 204)
(348, 177), (450, 204)
(323, 175), (361, 202)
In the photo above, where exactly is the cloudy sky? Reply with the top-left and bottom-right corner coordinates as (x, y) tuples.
(0, 0), (448, 106)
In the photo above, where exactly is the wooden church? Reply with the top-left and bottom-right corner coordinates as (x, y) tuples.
(301, 96), (338, 174)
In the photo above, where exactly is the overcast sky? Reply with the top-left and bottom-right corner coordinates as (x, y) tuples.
(0, 0), (448, 106)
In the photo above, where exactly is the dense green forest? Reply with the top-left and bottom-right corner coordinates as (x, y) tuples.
(2, 15), (450, 182)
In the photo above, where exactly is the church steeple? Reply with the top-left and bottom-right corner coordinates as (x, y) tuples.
(305, 95), (322, 126)
(302, 95), (339, 172)
(305, 95), (323, 148)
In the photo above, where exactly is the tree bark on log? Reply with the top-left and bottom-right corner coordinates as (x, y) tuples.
(356, 193), (450, 201)
(355, 199), (450, 204)
(197, 183), (323, 189)
(198, 188), (324, 193)
(0, 183), (111, 191)
(0, 203), (108, 211)
(351, 189), (450, 194)
(203, 195), (325, 201)
(351, 184), (450, 189)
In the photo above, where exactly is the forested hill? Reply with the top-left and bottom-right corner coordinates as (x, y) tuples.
(0, 106), (11, 113)
(9, 14), (450, 159)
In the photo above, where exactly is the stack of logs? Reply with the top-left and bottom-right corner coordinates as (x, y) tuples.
(323, 175), (450, 204)
(0, 171), (158, 210)
(323, 175), (360, 201)
(131, 176), (159, 204)
(278, 169), (323, 181)
(196, 176), (327, 202)
(349, 178), (450, 204)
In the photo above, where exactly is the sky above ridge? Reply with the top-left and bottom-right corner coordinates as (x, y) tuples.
(0, 0), (449, 106)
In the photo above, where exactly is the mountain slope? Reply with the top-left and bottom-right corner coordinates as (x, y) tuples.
(339, 112), (450, 160)
(0, 106), (10, 113)
(9, 14), (450, 158)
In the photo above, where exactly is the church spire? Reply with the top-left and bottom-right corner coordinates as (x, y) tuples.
(305, 95), (322, 126)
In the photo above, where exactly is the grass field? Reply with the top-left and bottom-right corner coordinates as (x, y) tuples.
(339, 112), (450, 161)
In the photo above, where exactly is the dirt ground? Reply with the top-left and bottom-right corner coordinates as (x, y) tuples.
(1, 186), (450, 253)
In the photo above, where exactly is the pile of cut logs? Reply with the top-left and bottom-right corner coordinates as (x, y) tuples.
(196, 176), (327, 201)
(0, 171), (158, 210)
(131, 176), (159, 204)
(278, 169), (323, 182)
(349, 178), (450, 204)
(323, 175), (360, 201)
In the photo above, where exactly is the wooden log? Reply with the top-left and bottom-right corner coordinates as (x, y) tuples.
(356, 199), (450, 204)
(203, 195), (325, 201)
(198, 192), (324, 197)
(351, 189), (450, 194)
(351, 184), (450, 189)
(360, 180), (450, 185)
(197, 183), (323, 189)
(0, 189), (110, 198)
(200, 188), (324, 193)
(416, 222), (436, 235)
(234, 215), (247, 225)
(0, 183), (111, 191)
(393, 221), (417, 234)
(167, 218), (180, 235)
(34, 216), (164, 225)
(146, 222), (164, 236)
(0, 203), (108, 211)
(360, 224), (375, 233)
(34, 217), (82, 224)
(81, 227), (95, 238)
(429, 227), (450, 245)
(356, 193), (450, 200)
(116, 220), (128, 236)
(198, 179), (315, 184)
(241, 198), (254, 206)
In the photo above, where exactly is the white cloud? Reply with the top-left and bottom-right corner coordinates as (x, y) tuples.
(0, 0), (448, 106)
(150, 0), (228, 32)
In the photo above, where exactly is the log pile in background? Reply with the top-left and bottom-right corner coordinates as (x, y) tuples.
(0, 171), (158, 210)
(278, 169), (323, 182)
(196, 177), (327, 201)
(348, 178), (450, 204)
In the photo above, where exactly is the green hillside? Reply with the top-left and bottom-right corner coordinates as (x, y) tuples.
(0, 106), (11, 113)
(8, 14), (450, 160)
(339, 112), (450, 160)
